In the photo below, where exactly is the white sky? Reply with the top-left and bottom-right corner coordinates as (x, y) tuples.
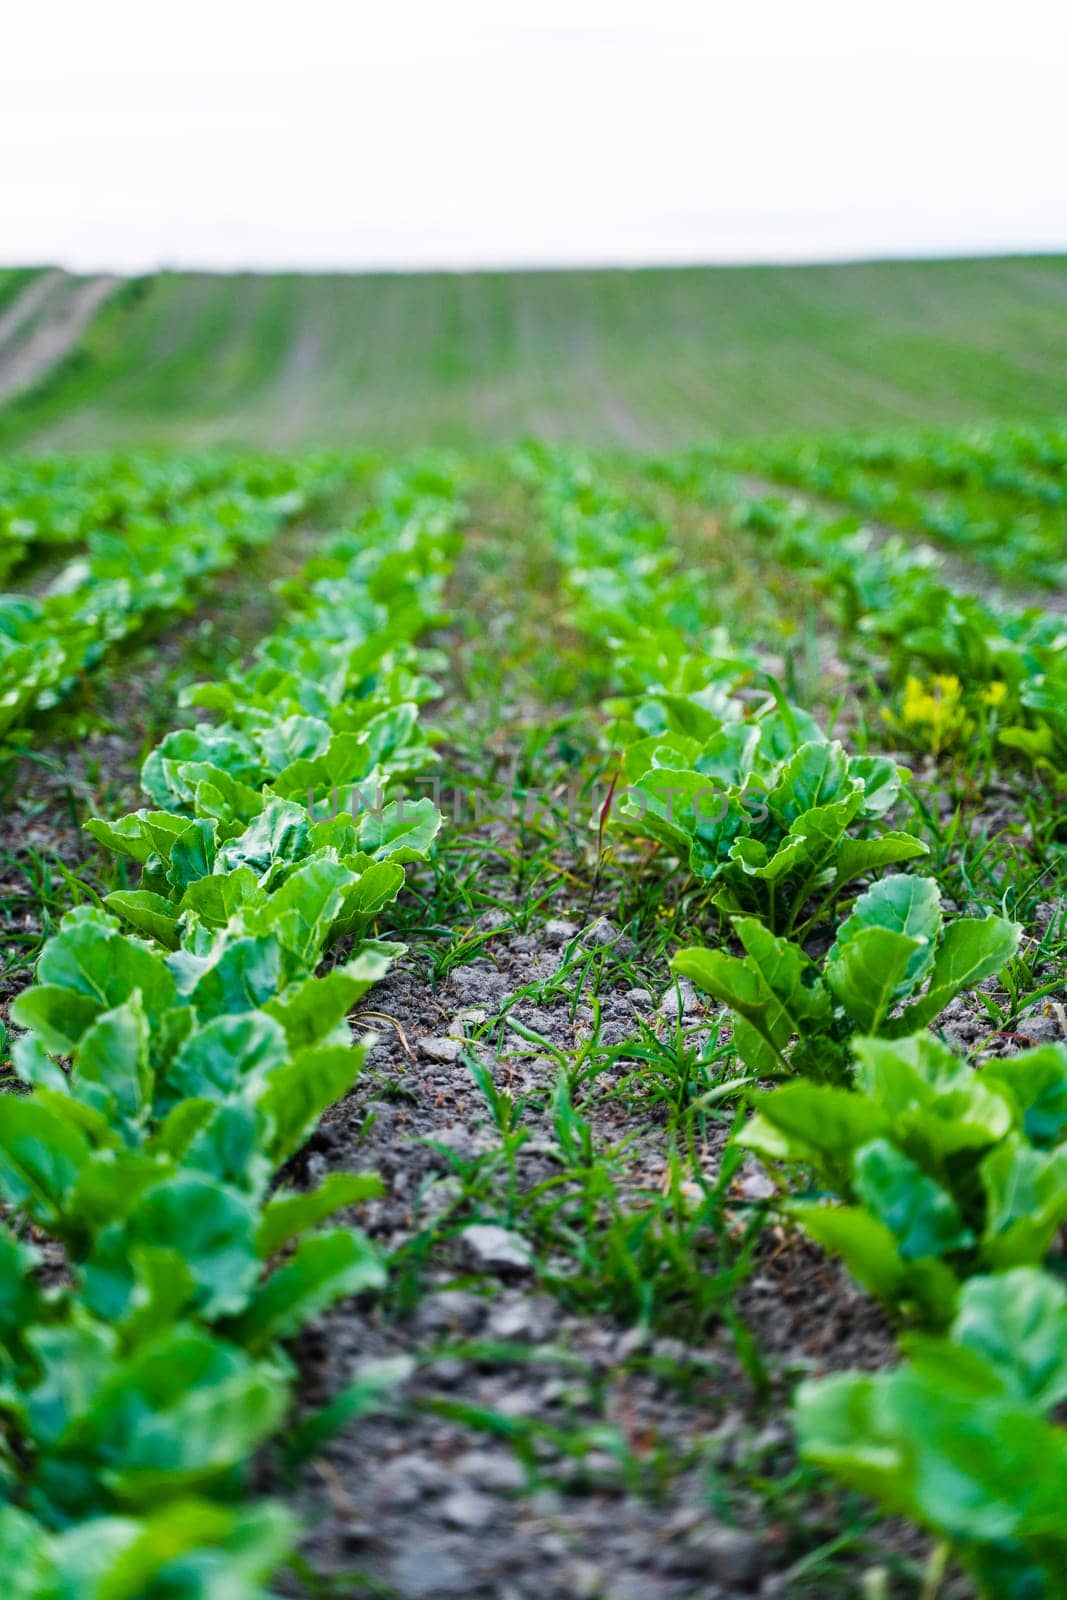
(2, 0), (1066, 274)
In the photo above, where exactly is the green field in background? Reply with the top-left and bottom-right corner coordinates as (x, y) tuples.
(3, 256), (1067, 450)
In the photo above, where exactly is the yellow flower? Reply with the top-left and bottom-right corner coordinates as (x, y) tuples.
(892, 674), (971, 754)
(982, 680), (1008, 708)
(901, 675), (933, 723)
(931, 673), (963, 702)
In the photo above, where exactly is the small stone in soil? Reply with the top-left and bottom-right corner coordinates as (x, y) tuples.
(419, 1035), (464, 1063)
(562, 1560), (605, 1599)
(486, 1293), (558, 1342)
(387, 1540), (472, 1597)
(412, 1289), (487, 1335)
(375, 1452), (453, 1501)
(428, 1125), (482, 1160)
(460, 1223), (534, 1274)
(438, 1486), (497, 1530)
(451, 1006), (488, 1028)
(674, 1524), (763, 1585)
(658, 978), (702, 1018)
(452, 1448), (526, 1492)
(581, 915), (635, 955)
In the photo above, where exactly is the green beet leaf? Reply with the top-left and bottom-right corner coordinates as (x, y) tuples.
(787, 1202), (921, 1313)
(826, 925), (928, 1034)
(0, 1232), (45, 1368)
(795, 1365), (1067, 1583)
(82, 1173), (261, 1322)
(736, 1081), (890, 1175)
(118, 1246), (198, 1350)
(257, 1172), (384, 1257)
(77, 1326), (286, 1509)
(179, 864), (265, 930)
(0, 1097), (92, 1227)
(981, 1045), (1067, 1147)
(851, 1138), (975, 1260)
(166, 819), (219, 892)
(252, 712), (331, 773)
(264, 948), (395, 1049)
(765, 740), (853, 826)
(141, 725), (261, 810)
(7, 1498), (298, 1600)
(242, 855), (356, 966)
(215, 799), (310, 885)
(102, 891), (181, 950)
(184, 936), (284, 1020)
(165, 1011), (290, 1108)
(832, 831), (929, 882)
(72, 996), (154, 1134)
(946, 1269), (1067, 1410)
(84, 808), (193, 867)
(674, 918), (833, 1077)
(831, 874), (942, 975)
(23, 1320), (119, 1449)
(9, 985), (102, 1059)
(887, 913), (1021, 1035)
(227, 1227), (385, 1353)
(258, 1041), (370, 1165)
(354, 797), (442, 862)
(181, 1102), (273, 1196)
(26, 909), (178, 1036)
(979, 1136), (1067, 1267)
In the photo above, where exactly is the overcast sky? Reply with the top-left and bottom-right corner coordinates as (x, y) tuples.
(3, 0), (1066, 274)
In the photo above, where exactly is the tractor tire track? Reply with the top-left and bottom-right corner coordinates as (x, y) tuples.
(0, 273), (121, 406)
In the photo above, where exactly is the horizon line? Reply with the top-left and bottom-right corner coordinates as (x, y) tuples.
(6, 245), (1067, 280)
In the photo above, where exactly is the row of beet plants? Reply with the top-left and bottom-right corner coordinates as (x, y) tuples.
(728, 423), (1067, 590)
(0, 452), (300, 583)
(664, 457), (1067, 790)
(0, 460), (462, 1594)
(0, 453), (344, 745)
(533, 447), (1067, 1599)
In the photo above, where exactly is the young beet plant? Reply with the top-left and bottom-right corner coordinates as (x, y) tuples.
(734, 1030), (1067, 1326)
(796, 1267), (1067, 1600)
(673, 874), (1020, 1084)
(612, 703), (928, 937)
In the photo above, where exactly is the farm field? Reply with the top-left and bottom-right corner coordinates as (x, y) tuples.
(3, 256), (1067, 449)
(1, 403), (1065, 1600)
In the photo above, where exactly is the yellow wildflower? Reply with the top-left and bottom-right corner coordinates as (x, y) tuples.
(890, 674), (971, 754)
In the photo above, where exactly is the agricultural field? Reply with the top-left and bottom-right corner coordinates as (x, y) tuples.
(3, 257), (1067, 450)
(0, 269), (1065, 1600)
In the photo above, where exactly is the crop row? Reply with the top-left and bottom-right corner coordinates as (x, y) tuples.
(655, 459), (1067, 788)
(0, 461), (462, 1593)
(0, 453), (324, 584)
(0, 456), (341, 746)
(530, 447), (1067, 1598)
(747, 420), (1067, 506)
(724, 423), (1067, 590)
